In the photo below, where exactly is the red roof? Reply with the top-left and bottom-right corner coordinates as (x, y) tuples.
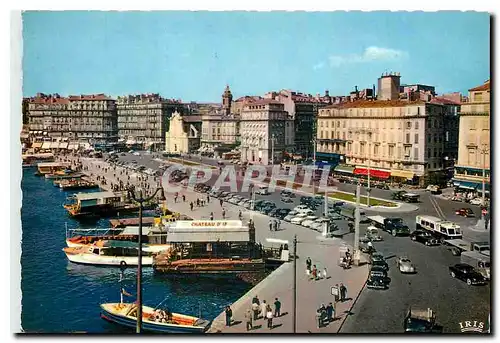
(469, 80), (490, 92)
(430, 97), (461, 105)
(246, 98), (281, 105)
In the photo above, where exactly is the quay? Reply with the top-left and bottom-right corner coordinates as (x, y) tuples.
(61, 154), (370, 334)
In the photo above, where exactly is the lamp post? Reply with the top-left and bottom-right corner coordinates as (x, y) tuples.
(312, 138), (317, 195)
(127, 186), (166, 334)
(353, 182), (361, 266)
(479, 144), (489, 212)
(270, 133), (275, 165)
(366, 132), (372, 207)
(292, 234), (297, 333)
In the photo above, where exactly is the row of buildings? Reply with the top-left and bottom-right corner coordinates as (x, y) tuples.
(24, 73), (490, 188)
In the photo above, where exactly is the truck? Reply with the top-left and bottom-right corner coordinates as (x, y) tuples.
(460, 251), (490, 280)
(443, 239), (490, 256)
(368, 215), (411, 237)
(340, 206), (368, 223)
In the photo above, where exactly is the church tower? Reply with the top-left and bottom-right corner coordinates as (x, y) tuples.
(222, 85), (233, 115)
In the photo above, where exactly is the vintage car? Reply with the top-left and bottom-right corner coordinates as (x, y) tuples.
(455, 207), (475, 217)
(370, 252), (385, 263)
(365, 226), (383, 241)
(372, 259), (389, 272)
(397, 257), (416, 274)
(426, 185), (442, 195)
(404, 308), (443, 333)
(369, 266), (388, 278)
(281, 196), (294, 203)
(449, 263), (486, 286)
(359, 237), (375, 253)
(392, 190), (408, 200)
(367, 272), (390, 290)
(410, 230), (440, 246)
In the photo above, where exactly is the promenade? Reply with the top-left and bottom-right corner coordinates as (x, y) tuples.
(66, 155), (370, 333)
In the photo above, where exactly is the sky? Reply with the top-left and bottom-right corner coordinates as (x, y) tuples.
(22, 11), (490, 102)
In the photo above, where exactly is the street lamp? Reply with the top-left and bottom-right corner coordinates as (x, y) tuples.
(479, 144), (489, 212)
(127, 186), (166, 334)
(312, 137), (317, 195)
(270, 133), (276, 165)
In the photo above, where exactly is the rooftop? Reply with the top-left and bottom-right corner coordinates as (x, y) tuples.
(323, 99), (425, 109)
(469, 80), (490, 92)
(75, 191), (118, 201)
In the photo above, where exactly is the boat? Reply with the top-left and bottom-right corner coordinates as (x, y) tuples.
(22, 152), (55, 167)
(100, 302), (211, 333)
(66, 225), (172, 254)
(45, 170), (84, 179)
(36, 162), (71, 175)
(63, 191), (156, 219)
(59, 179), (98, 190)
(63, 240), (154, 266)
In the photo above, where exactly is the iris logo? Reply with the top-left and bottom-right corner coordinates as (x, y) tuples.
(458, 320), (485, 333)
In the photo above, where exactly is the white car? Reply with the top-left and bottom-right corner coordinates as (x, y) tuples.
(294, 205), (310, 213)
(291, 215), (308, 225)
(284, 214), (296, 222)
(301, 219), (316, 228)
(133, 152), (140, 156)
(469, 198), (484, 206)
(310, 222), (324, 231)
(305, 215), (318, 221)
(397, 257), (416, 274)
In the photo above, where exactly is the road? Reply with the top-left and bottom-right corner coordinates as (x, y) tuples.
(105, 151), (491, 333)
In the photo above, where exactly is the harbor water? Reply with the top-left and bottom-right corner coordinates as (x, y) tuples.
(20, 168), (252, 333)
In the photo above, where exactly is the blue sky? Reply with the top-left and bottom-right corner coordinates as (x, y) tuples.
(22, 11), (490, 102)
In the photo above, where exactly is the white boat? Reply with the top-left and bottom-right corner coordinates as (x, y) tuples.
(63, 240), (154, 266)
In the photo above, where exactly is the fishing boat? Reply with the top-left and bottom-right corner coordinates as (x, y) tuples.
(36, 162), (71, 175)
(63, 240), (154, 266)
(45, 170), (84, 179)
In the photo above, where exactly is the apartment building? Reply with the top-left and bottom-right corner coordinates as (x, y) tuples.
(240, 99), (294, 165)
(454, 80), (490, 195)
(28, 93), (117, 144)
(116, 93), (182, 149)
(317, 99), (455, 186)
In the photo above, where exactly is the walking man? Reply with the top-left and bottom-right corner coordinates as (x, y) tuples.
(316, 308), (322, 329)
(222, 208), (226, 220)
(326, 303), (334, 322)
(260, 300), (267, 320)
(210, 212), (214, 221)
(207, 195), (210, 203)
(269, 221), (273, 231)
(251, 302), (260, 321)
(274, 297), (281, 318)
(245, 308), (253, 331)
(266, 305), (273, 329)
(225, 306), (233, 327)
(306, 257), (312, 272)
(340, 283), (347, 302)
(182, 194), (186, 202)
(220, 199), (223, 207)
(190, 202), (194, 211)
(277, 219), (281, 230)
(196, 198), (200, 207)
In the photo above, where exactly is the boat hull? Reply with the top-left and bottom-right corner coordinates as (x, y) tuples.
(100, 303), (209, 333)
(65, 239), (171, 253)
(64, 251), (153, 266)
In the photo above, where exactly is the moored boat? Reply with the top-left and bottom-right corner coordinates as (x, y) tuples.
(100, 302), (211, 333)
(63, 240), (154, 266)
(59, 179), (98, 190)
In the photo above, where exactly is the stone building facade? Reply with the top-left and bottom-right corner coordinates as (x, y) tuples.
(317, 99), (456, 186)
(164, 111), (202, 154)
(116, 94), (182, 149)
(454, 80), (490, 194)
(28, 93), (117, 143)
(240, 99), (294, 165)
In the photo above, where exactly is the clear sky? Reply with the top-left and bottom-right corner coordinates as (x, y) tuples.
(22, 11), (490, 102)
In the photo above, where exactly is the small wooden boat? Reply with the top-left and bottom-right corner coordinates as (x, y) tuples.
(100, 302), (211, 333)
(59, 179), (98, 190)
(63, 240), (154, 266)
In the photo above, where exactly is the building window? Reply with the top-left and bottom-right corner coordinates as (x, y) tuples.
(415, 121), (419, 129)
(337, 121), (340, 128)
(374, 145), (379, 156)
(343, 121), (346, 128)
(406, 133), (410, 144)
(474, 92), (483, 102)
(406, 121), (411, 129)
(320, 131), (324, 139)
(342, 132), (346, 140)
(331, 131), (334, 139)
(414, 148), (418, 160)
(320, 121), (323, 127)
(326, 122), (329, 128)
(470, 120), (477, 130)
(414, 134), (419, 144)
(427, 148), (431, 157)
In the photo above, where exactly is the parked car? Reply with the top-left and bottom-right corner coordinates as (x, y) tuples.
(281, 190), (296, 198)
(455, 208), (475, 217)
(291, 213), (308, 225)
(397, 257), (416, 274)
(276, 208), (291, 219)
(469, 198), (484, 206)
(294, 205), (311, 213)
(449, 263), (486, 285)
(410, 230), (440, 246)
(284, 211), (298, 222)
(367, 270), (390, 290)
(327, 211), (343, 220)
(256, 186), (271, 195)
(281, 196), (294, 203)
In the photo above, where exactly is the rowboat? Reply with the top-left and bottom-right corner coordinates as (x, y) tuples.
(100, 302), (211, 333)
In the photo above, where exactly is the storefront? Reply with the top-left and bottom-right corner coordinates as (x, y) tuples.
(314, 152), (345, 169)
(452, 179), (490, 196)
(333, 165), (355, 175)
(390, 169), (417, 184)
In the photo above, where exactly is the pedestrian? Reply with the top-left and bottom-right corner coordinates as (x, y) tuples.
(220, 199), (223, 207)
(269, 221), (273, 231)
(260, 300), (267, 320)
(174, 195), (178, 203)
(245, 308), (253, 331)
(239, 210), (242, 220)
(207, 195), (210, 203)
(252, 295), (260, 305)
(225, 306), (232, 326)
(266, 305), (273, 329)
(306, 257), (312, 272)
(322, 267), (327, 279)
(277, 219), (281, 230)
(182, 194), (186, 202)
(210, 212), (214, 221)
(316, 308), (322, 329)
(251, 302), (260, 321)
(278, 244), (283, 258)
(190, 202), (194, 211)
(326, 302), (334, 322)
(340, 283), (347, 302)
(274, 297), (281, 318)
(311, 265), (318, 280)
(196, 198), (200, 207)
(273, 220), (278, 231)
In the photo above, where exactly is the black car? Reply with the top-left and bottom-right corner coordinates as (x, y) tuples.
(261, 206), (275, 215)
(281, 196), (294, 203)
(392, 191), (407, 200)
(372, 260), (389, 271)
(276, 208), (291, 219)
(449, 264), (486, 285)
(367, 274), (390, 290)
(410, 231), (440, 246)
(300, 196), (313, 204)
(281, 190), (296, 198)
(268, 208), (280, 217)
(369, 266), (388, 277)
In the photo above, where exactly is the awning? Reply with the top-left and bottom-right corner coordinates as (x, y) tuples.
(334, 165), (355, 174)
(354, 168), (390, 179)
(49, 142), (59, 149)
(32, 142), (43, 149)
(59, 142), (69, 149)
(390, 170), (415, 180)
(41, 142), (51, 149)
(452, 179), (490, 191)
